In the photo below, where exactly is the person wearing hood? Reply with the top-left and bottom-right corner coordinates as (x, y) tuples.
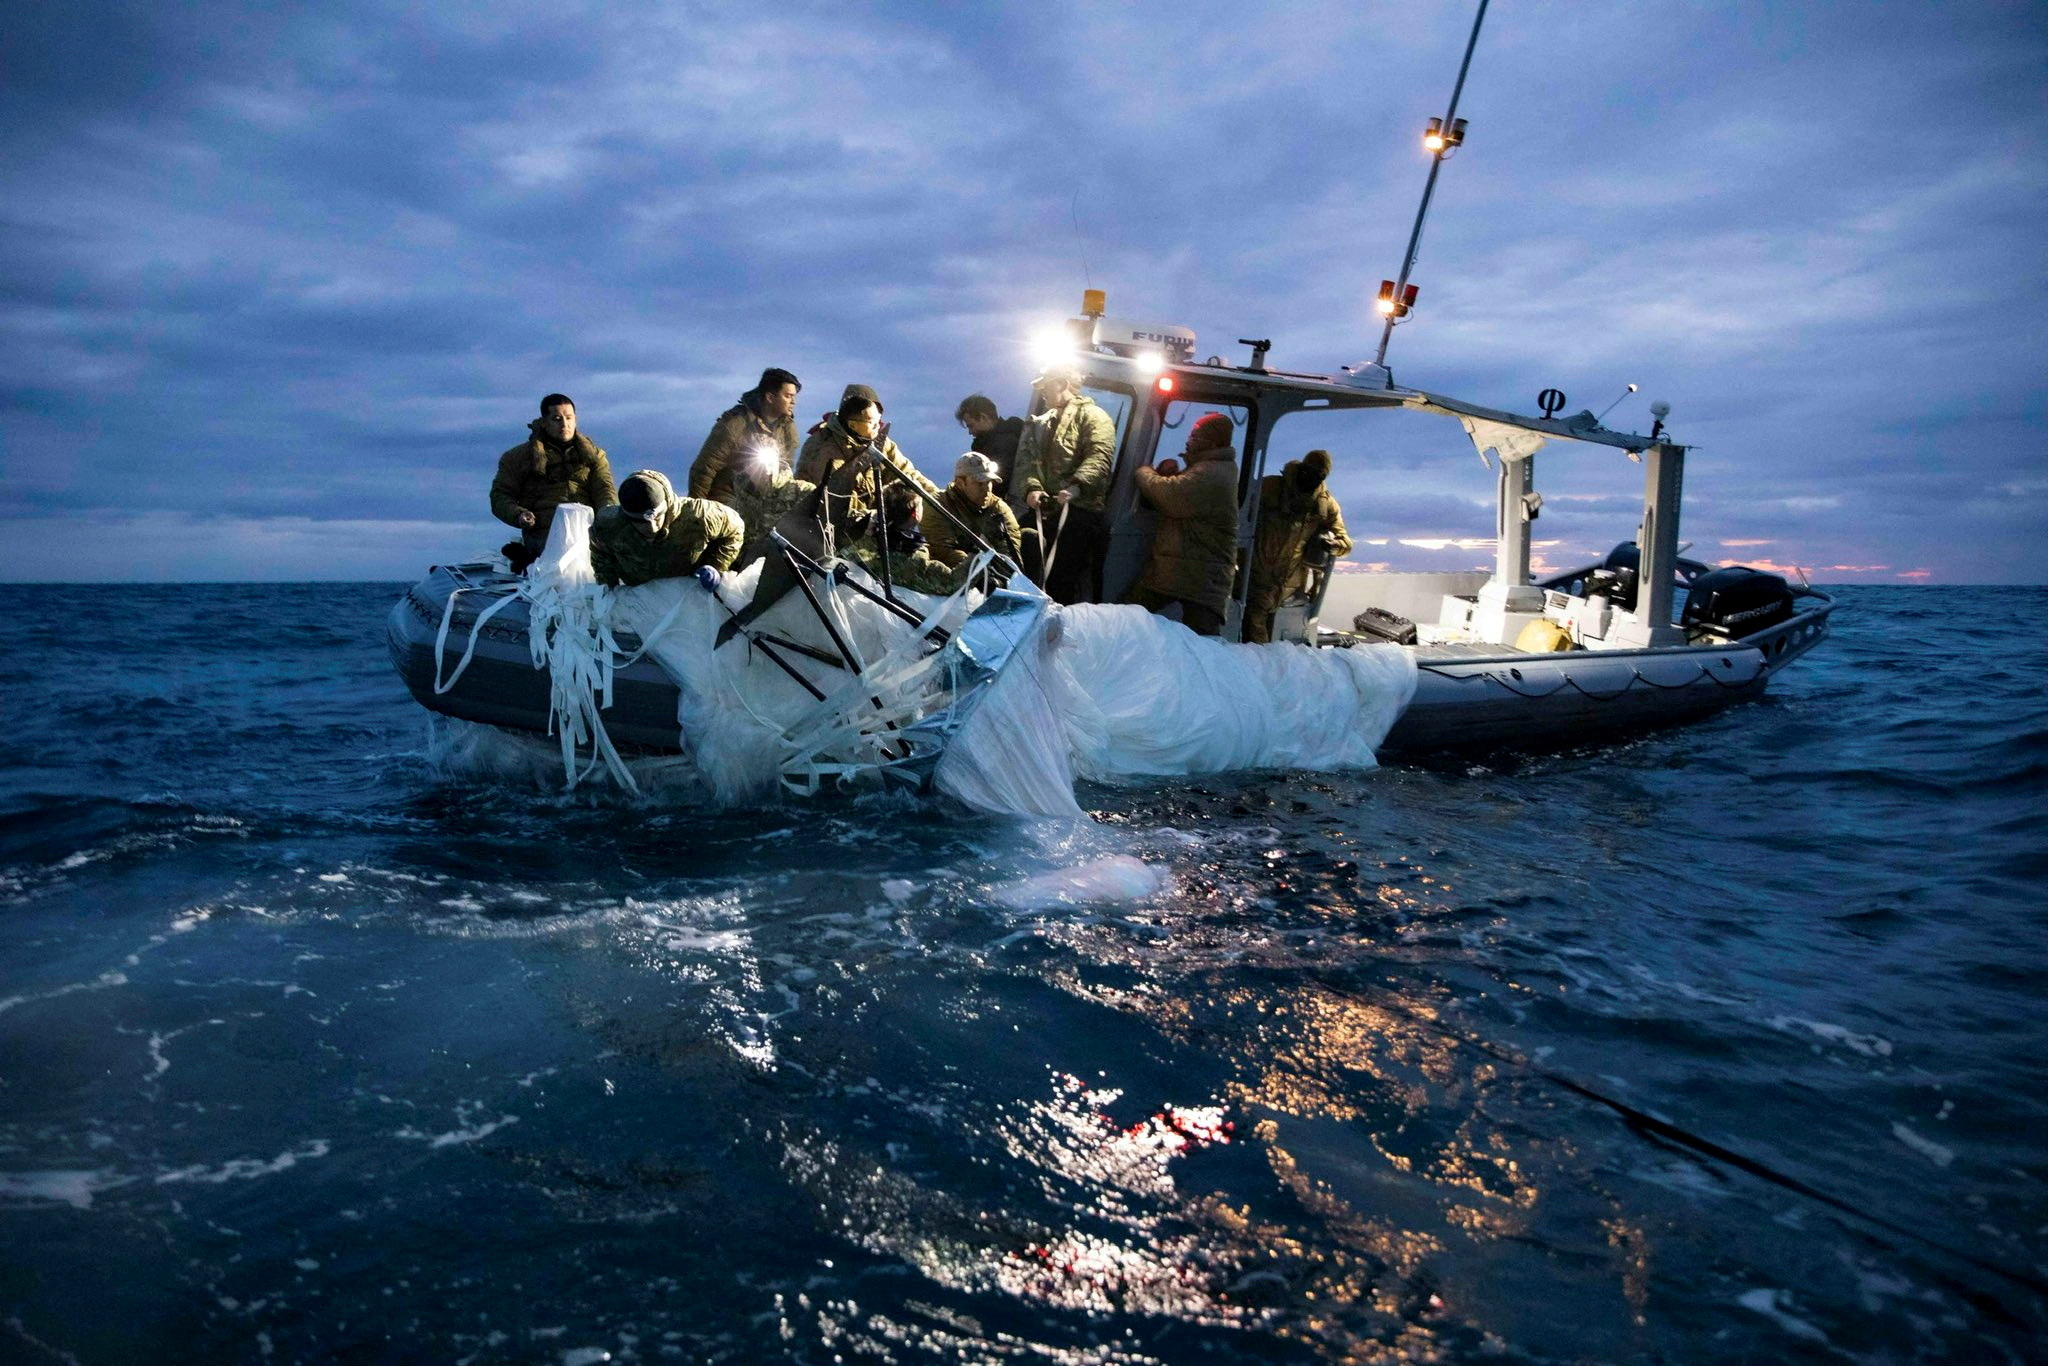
(1245, 448), (1353, 644)
(589, 469), (744, 591)
(846, 481), (972, 598)
(688, 367), (802, 503)
(1128, 412), (1240, 637)
(491, 394), (617, 574)
(924, 452), (1022, 580)
(794, 384), (939, 542)
(1014, 365), (1116, 604)
(726, 450), (818, 573)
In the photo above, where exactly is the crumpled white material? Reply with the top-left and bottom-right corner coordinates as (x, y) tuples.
(523, 509), (1418, 817)
(936, 605), (1417, 816)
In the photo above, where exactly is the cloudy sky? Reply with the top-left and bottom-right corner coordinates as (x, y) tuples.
(2, 1), (2042, 583)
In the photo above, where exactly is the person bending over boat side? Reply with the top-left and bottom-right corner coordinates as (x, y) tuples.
(847, 483), (972, 598)
(590, 469), (743, 591)
(794, 385), (939, 545)
(688, 367), (802, 502)
(725, 454), (817, 572)
(491, 393), (618, 575)
(1127, 413), (1239, 637)
(955, 394), (1028, 505)
(924, 452), (1021, 585)
(1244, 449), (1353, 645)
(1015, 365), (1115, 605)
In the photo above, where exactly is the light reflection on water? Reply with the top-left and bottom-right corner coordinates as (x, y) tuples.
(0, 584), (2043, 1362)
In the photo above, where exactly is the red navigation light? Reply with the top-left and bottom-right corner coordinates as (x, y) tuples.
(1156, 375), (1176, 394)
(1402, 283), (1419, 313)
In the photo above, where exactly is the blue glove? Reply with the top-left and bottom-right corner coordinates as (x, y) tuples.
(694, 565), (722, 592)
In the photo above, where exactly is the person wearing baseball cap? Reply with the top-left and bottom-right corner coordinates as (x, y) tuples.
(925, 451), (1022, 582)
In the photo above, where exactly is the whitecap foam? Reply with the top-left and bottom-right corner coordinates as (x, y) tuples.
(154, 1140), (330, 1186)
(1736, 1288), (1831, 1344)
(1890, 1121), (1954, 1168)
(0, 1169), (130, 1209)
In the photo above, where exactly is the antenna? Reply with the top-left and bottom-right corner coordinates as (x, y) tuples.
(1373, 0), (1491, 368)
(1596, 383), (1639, 423)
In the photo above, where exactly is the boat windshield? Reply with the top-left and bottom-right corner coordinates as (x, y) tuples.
(1081, 382), (1133, 459)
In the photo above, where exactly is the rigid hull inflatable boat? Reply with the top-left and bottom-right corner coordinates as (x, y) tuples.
(390, 321), (1834, 775)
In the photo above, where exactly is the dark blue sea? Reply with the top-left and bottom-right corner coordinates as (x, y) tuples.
(2, 583), (2043, 1364)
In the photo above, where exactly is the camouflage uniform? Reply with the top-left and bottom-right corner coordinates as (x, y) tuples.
(1245, 460), (1352, 644)
(847, 543), (971, 598)
(589, 472), (744, 589)
(726, 473), (819, 571)
(491, 425), (617, 554)
(794, 416), (939, 542)
(688, 398), (799, 502)
(924, 483), (1022, 570)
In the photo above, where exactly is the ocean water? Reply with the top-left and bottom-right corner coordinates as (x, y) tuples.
(0, 582), (2042, 1364)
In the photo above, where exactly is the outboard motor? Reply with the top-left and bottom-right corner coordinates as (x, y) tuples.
(1681, 566), (1795, 639)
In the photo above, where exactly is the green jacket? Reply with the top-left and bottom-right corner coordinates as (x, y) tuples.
(1248, 463), (1352, 607)
(1133, 445), (1240, 615)
(491, 426), (617, 529)
(848, 542), (971, 597)
(687, 399), (799, 502)
(924, 483), (1022, 569)
(1017, 395), (1116, 512)
(794, 416), (939, 540)
(589, 493), (744, 589)
(726, 474), (818, 570)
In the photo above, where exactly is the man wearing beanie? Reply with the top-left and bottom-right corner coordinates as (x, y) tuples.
(688, 367), (802, 503)
(589, 468), (744, 590)
(794, 384), (939, 543)
(491, 393), (617, 574)
(1128, 412), (1240, 636)
(1245, 448), (1353, 644)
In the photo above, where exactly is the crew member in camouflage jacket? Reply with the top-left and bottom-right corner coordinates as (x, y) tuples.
(924, 452), (1022, 581)
(726, 460), (818, 572)
(491, 394), (617, 573)
(590, 469), (744, 590)
(847, 483), (972, 598)
(793, 385), (938, 545)
(1244, 449), (1353, 644)
(1015, 366), (1117, 603)
(687, 367), (802, 502)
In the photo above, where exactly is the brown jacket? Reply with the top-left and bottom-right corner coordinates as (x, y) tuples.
(1248, 464), (1352, 607)
(1133, 445), (1240, 615)
(491, 426), (616, 530)
(794, 416), (938, 540)
(688, 399), (799, 502)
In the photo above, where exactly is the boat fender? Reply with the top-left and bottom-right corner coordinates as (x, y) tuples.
(1514, 618), (1575, 653)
